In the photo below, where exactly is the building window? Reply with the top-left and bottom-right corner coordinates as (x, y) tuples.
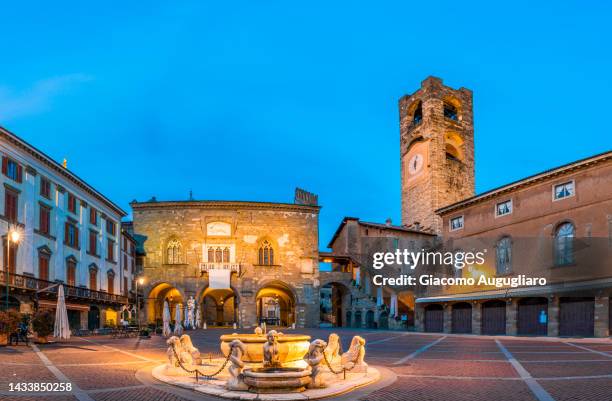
(5, 188), (18, 223)
(67, 193), (77, 214)
(167, 239), (183, 264)
(2, 157), (22, 182)
(443, 102), (458, 121)
(107, 271), (115, 294)
(123, 277), (128, 296)
(39, 205), (51, 235)
(412, 102), (423, 125)
(554, 222), (575, 266)
(107, 239), (115, 262)
(89, 208), (97, 225)
(496, 237), (512, 274)
(450, 216), (464, 231)
(66, 259), (76, 286)
(38, 252), (50, 281)
(64, 221), (79, 249)
(89, 266), (97, 291)
(206, 246), (230, 263)
(553, 181), (574, 201)
(40, 177), (51, 199)
(123, 254), (127, 270)
(3, 238), (18, 274)
(89, 230), (98, 256)
(495, 200), (512, 217)
(106, 220), (116, 236)
(258, 240), (274, 265)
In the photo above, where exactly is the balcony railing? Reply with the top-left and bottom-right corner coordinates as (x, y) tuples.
(0, 271), (128, 304)
(199, 263), (241, 274)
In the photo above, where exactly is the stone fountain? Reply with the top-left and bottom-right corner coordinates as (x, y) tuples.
(153, 328), (381, 400)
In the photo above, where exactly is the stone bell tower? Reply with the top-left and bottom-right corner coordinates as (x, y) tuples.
(399, 76), (475, 234)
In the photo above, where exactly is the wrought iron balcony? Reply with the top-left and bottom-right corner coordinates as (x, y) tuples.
(0, 271), (128, 304)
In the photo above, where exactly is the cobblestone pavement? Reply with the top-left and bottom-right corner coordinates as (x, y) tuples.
(0, 329), (610, 401)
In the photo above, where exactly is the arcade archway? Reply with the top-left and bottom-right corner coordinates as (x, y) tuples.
(146, 283), (184, 325)
(201, 287), (237, 327)
(256, 282), (295, 327)
(320, 282), (350, 327)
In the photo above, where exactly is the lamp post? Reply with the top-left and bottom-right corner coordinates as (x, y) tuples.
(5, 228), (21, 311)
(136, 277), (144, 330)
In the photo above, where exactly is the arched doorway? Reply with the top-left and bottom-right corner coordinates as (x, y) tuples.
(319, 282), (350, 327)
(365, 310), (375, 329)
(424, 304), (444, 332)
(518, 298), (548, 336)
(88, 305), (100, 330)
(146, 283), (184, 325)
(256, 282), (295, 327)
(451, 302), (472, 334)
(201, 287), (237, 327)
(378, 311), (389, 329)
(482, 300), (506, 335)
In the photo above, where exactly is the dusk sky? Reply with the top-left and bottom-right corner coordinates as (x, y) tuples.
(1, 1), (610, 249)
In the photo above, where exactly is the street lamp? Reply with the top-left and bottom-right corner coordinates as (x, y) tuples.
(5, 227), (21, 311)
(136, 277), (144, 329)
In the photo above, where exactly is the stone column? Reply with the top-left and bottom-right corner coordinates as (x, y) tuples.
(472, 301), (481, 335)
(548, 295), (559, 337)
(594, 295), (610, 338)
(443, 303), (451, 333)
(506, 299), (518, 336)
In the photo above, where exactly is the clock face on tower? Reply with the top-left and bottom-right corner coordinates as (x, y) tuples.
(408, 153), (423, 175)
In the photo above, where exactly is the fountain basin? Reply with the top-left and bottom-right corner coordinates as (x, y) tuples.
(219, 333), (311, 363)
(243, 367), (311, 393)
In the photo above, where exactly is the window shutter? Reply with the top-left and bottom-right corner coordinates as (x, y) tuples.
(1, 157), (7, 176)
(16, 165), (23, 183)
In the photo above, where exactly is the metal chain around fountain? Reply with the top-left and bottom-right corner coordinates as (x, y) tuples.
(171, 343), (232, 381)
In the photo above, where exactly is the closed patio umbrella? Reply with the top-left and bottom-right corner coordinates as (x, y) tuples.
(184, 304), (189, 329)
(54, 285), (70, 340)
(194, 306), (201, 329)
(173, 303), (183, 336)
(162, 300), (171, 337)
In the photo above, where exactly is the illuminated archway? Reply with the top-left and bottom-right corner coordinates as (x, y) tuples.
(200, 287), (237, 327)
(256, 282), (296, 327)
(146, 283), (184, 324)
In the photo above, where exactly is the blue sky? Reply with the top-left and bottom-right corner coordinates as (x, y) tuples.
(1, 1), (610, 249)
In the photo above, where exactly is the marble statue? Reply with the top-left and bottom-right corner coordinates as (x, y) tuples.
(166, 336), (181, 368)
(226, 339), (248, 390)
(324, 333), (341, 364)
(165, 336), (193, 375)
(187, 296), (196, 329)
(180, 334), (201, 365)
(341, 335), (367, 373)
(263, 330), (280, 368)
(254, 326), (263, 335)
(306, 339), (328, 388)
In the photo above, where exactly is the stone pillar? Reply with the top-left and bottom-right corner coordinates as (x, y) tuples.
(472, 301), (481, 335)
(594, 296), (610, 338)
(443, 303), (451, 333)
(415, 304), (424, 332)
(506, 299), (518, 336)
(548, 295), (559, 337)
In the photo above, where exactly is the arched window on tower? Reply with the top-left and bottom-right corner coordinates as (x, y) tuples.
(443, 102), (458, 121)
(166, 239), (183, 264)
(554, 222), (575, 266)
(412, 101), (423, 125)
(258, 240), (274, 266)
(496, 237), (512, 275)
